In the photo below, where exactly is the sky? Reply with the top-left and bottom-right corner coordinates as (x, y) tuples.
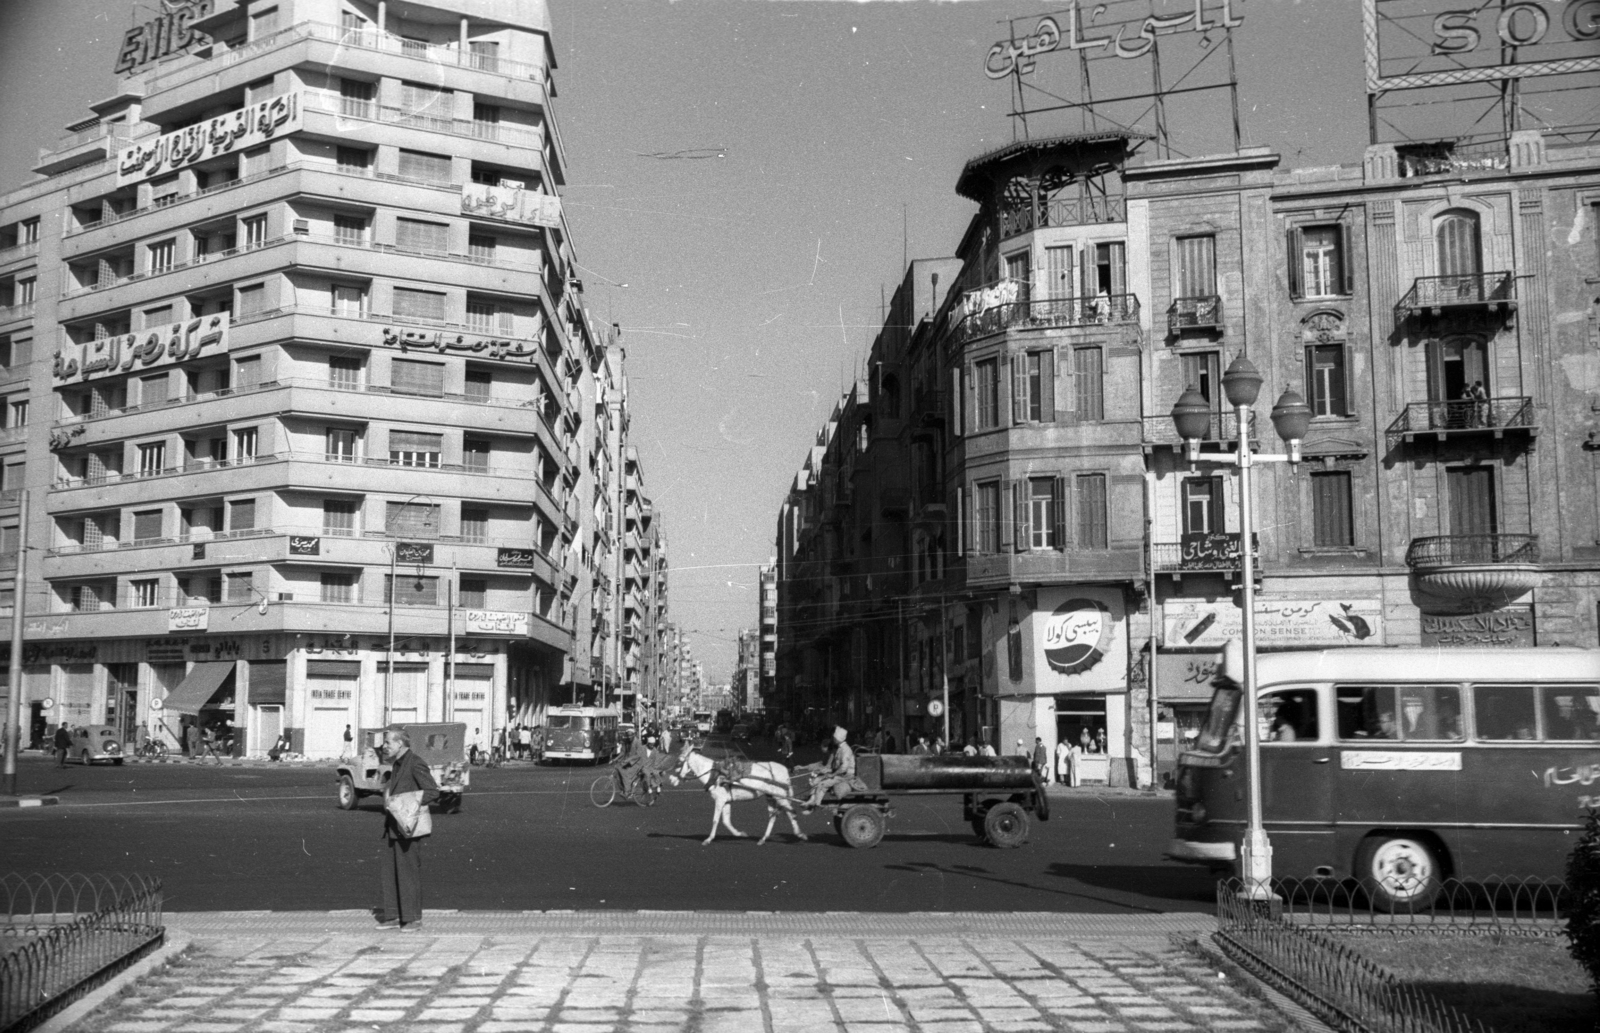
(0, 0), (1393, 681)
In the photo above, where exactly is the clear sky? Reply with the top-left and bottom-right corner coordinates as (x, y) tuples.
(0, 0), (1389, 681)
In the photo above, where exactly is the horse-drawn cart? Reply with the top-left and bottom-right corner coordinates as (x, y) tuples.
(808, 754), (1050, 849)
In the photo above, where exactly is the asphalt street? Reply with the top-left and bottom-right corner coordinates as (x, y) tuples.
(0, 745), (1215, 915)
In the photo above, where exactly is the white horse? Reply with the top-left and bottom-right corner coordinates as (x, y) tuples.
(671, 745), (808, 846)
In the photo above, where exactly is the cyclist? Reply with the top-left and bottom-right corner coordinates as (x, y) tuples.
(615, 734), (651, 798)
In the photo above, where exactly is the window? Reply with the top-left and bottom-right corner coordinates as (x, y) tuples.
(459, 507), (491, 546)
(1073, 347), (1104, 421)
(1076, 473), (1108, 549)
(334, 215), (366, 245)
(1305, 343), (1348, 417)
(974, 359), (999, 430)
(458, 578), (487, 609)
(227, 498), (255, 532)
(392, 288), (446, 323)
(226, 570), (255, 602)
(233, 356), (261, 390)
(1339, 685), (1464, 741)
(1014, 350), (1054, 423)
(14, 278), (34, 305)
(150, 177), (180, 207)
(1540, 686), (1600, 741)
(241, 214), (268, 248)
(397, 150), (452, 185)
(464, 370), (492, 402)
(332, 284), (365, 317)
(1182, 477), (1223, 535)
(72, 584), (103, 612)
(185, 575), (222, 604)
(391, 359), (444, 397)
(329, 356), (361, 389)
(1027, 477), (1058, 550)
(469, 40), (501, 72)
(237, 283), (266, 318)
(1094, 242), (1127, 296)
(389, 431), (442, 468)
(336, 146), (372, 173)
(468, 234), (496, 263)
(395, 219), (447, 254)
(1435, 210), (1482, 277)
(320, 572), (357, 604)
(1004, 250), (1031, 304)
(463, 438), (490, 472)
(232, 427), (258, 461)
(472, 103), (500, 139)
(6, 398), (26, 428)
(323, 500), (357, 537)
(975, 481), (1000, 554)
(143, 305), (173, 329)
(400, 36), (428, 57)
(1262, 690), (1318, 742)
(19, 219), (38, 245)
(325, 427), (358, 462)
(340, 11), (365, 37)
(1292, 225), (1347, 299)
(386, 574), (438, 606)
(137, 441), (166, 477)
(338, 78), (375, 118)
(147, 239), (176, 274)
(249, 6), (279, 39)
(131, 579), (159, 608)
(1310, 471), (1354, 548)
(131, 509), (162, 541)
(1175, 235), (1216, 298)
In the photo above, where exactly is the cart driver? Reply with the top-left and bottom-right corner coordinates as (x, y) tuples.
(801, 726), (856, 811)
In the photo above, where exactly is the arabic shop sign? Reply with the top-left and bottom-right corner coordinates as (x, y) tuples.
(1365, 0), (1600, 92)
(54, 314), (229, 385)
(1178, 532), (1258, 572)
(461, 183), (562, 229)
(168, 607), (210, 633)
(985, 0), (1242, 79)
(115, 0), (213, 74)
(496, 548), (536, 569)
(382, 327), (543, 364)
(1420, 607), (1534, 648)
(395, 542), (434, 565)
(1161, 599), (1385, 649)
(464, 610), (529, 636)
(288, 536), (321, 557)
(116, 93), (302, 187)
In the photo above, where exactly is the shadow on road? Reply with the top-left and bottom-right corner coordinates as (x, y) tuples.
(880, 859), (1182, 913)
(1045, 862), (1217, 905)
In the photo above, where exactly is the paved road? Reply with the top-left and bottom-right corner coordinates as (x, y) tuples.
(0, 749), (1216, 914)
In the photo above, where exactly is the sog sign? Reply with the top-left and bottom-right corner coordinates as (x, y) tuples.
(115, 0), (215, 75)
(1364, 0), (1600, 91)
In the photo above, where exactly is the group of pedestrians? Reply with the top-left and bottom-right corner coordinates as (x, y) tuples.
(1020, 728), (1108, 787)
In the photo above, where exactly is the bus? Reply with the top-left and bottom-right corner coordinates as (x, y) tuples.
(541, 706), (621, 764)
(1168, 647), (1600, 909)
(692, 710), (713, 735)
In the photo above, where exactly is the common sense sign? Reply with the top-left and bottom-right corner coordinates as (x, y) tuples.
(115, 0), (214, 75)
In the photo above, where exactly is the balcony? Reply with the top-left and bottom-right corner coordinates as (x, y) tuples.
(1167, 295), (1223, 334)
(33, 122), (138, 177)
(1405, 534), (1541, 605)
(1151, 534), (1260, 578)
(950, 292), (1140, 347)
(1141, 409), (1256, 453)
(1395, 272), (1516, 322)
(1385, 397), (1536, 449)
(997, 195), (1128, 238)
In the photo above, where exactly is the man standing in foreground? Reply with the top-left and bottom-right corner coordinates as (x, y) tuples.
(377, 726), (439, 931)
(53, 724), (71, 768)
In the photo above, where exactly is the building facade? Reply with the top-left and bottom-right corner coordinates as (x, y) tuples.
(0, 0), (665, 758)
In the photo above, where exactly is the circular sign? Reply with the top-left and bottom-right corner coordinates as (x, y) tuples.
(927, 699), (945, 718)
(148, 698), (164, 712)
(40, 697), (55, 710)
(1042, 597), (1115, 675)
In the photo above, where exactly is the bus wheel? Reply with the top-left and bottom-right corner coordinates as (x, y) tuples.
(1357, 835), (1441, 912)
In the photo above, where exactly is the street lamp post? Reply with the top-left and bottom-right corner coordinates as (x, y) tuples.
(385, 493), (434, 729)
(1170, 355), (1311, 898)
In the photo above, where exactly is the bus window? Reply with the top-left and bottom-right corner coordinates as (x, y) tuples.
(548, 715), (589, 730)
(1473, 685), (1538, 740)
(1262, 690), (1317, 743)
(1540, 686), (1600, 741)
(1338, 685), (1463, 741)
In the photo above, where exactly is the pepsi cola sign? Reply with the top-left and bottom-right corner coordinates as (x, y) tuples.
(1041, 597), (1115, 676)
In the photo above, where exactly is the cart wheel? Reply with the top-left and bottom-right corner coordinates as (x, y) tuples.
(337, 776), (358, 811)
(983, 802), (1029, 848)
(839, 804), (886, 849)
(590, 774), (618, 808)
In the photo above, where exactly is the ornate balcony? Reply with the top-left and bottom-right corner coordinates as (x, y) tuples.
(1395, 272), (1516, 322)
(1405, 534), (1541, 606)
(1167, 295), (1222, 334)
(950, 291), (1139, 347)
(1385, 397), (1536, 449)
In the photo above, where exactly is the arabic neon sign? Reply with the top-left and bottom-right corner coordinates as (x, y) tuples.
(116, 93), (301, 187)
(984, 0), (1243, 79)
(53, 313), (229, 385)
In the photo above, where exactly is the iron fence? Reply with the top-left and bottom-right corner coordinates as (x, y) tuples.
(1, 873), (164, 1033)
(1213, 877), (1562, 1033)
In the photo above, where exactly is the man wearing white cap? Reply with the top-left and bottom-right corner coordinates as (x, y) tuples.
(801, 726), (856, 811)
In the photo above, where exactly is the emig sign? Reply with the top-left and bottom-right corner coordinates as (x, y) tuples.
(115, 0), (214, 75)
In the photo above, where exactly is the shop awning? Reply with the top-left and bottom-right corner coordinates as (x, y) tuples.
(164, 661), (236, 716)
(250, 661), (287, 706)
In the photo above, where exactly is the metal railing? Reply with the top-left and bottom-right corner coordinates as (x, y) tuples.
(300, 91), (543, 150)
(1395, 272), (1516, 317)
(1167, 294), (1223, 332)
(1384, 397), (1535, 443)
(1269, 875), (1566, 933)
(950, 293), (1139, 346)
(997, 194), (1128, 237)
(1404, 534), (1540, 568)
(1, 872), (164, 1033)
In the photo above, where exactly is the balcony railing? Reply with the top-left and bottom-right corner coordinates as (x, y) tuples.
(0, 240), (39, 264)
(301, 91), (543, 150)
(1141, 409), (1256, 450)
(950, 293), (1139, 346)
(1384, 396), (1536, 447)
(0, 302), (35, 324)
(1405, 534), (1540, 569)
(997, 195), (1127, 238)
(1395, 272), (1516, 321)
(1167, 295), (1223, 333)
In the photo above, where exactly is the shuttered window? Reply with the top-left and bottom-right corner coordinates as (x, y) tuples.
(397, 150), (452, 184)
(395, 219), (448, 253)
(389, 430), (443, 467)
(461, 507), (488, 543)
(975, 482), (1000, 554)
(390, 359), (444, 397)
(459, 578), (487, 608)
(1027, 478), (1057, 550)
(1305, 344), (1348, 418)
(323, 500), (356, 536)
(1311, 471), (1354, 547)
(974, 359), (999, 429)
(400, 82), (446, 115)
(228, 498), (256, 532)
(385, 501), (440, 536)
(386, 575), (438, 605)
(1175, 235), (1216, 297)
(463, 438), (490, 472)
(1076, 473), (1108, 549)
(1436, 211), (1482, 277)
(1073, 347), (1104, 421)
(132, 509), (162, 541)
(392, 288), (446, 323)
(237, 283), (266, 317)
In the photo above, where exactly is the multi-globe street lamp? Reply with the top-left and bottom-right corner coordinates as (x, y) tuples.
(1169, 355), (1311, 896)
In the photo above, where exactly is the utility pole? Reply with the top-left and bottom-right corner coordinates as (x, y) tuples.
(3, 491), (27, 796)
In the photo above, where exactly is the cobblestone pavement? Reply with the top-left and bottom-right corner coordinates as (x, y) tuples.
(68, 914), (1290, 1033)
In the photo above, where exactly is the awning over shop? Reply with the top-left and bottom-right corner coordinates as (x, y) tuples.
(250, 661), (287, 706)
(164, 661), (236, 716)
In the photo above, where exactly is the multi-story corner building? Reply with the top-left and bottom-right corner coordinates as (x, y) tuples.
(0, 0), (666, 759)
(732, 627), (758, 710)
(774, 124), (1600, 785)
(757, 561), (776, 709)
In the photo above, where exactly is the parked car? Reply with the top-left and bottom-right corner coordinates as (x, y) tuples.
(67, 725), (124, 766)
(336, 722), (469, 812)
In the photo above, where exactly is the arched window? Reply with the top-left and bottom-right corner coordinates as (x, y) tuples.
(1435, 209), (1481, 277)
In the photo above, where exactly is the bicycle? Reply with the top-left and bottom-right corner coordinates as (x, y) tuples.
(590, 762), (660, 808)
(136, 739), (170, 759)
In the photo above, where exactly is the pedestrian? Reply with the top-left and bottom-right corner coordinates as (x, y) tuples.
(1032, 736), (1050, 783)
(882, 729), (896, 755)
(911, 736), (931, 757)
(1055, 737), (1073, 786)
(53, 724), (71, 768)
(1068, 737), (1082, 787)
(376, 726), (440, 931)
(185, 722), (199, 759)
(963, 739), (978, 757)
(341, 724), (354, 761)
(1015, 738), (1028, 760)
(518, 724), (532, 760)
(979, 740), (997, 758)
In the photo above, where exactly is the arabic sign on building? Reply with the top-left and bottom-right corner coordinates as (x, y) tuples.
(461, 183), (562, 229)
(464, 611), (528, 636)
(1034, 587), (1126, 694)
(115, 0), (213, 74)
(395, 542), (434, 565)
(381, 327), (544, 365)
(116, 93), (302, 187)
(496, 548), (536, 569)
(1420, 607), (1535, 648)
(1178, 532), (1258, 572)
(1162, 600), (1385, 649)
(1154, 652), (1220, 701)
(985, 0), (1243, 78)
(1363, 0), (1600, 93)
(54, 314), (229, 386)
(288, 536), (321, 557)
(168, 607), (209, 633)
